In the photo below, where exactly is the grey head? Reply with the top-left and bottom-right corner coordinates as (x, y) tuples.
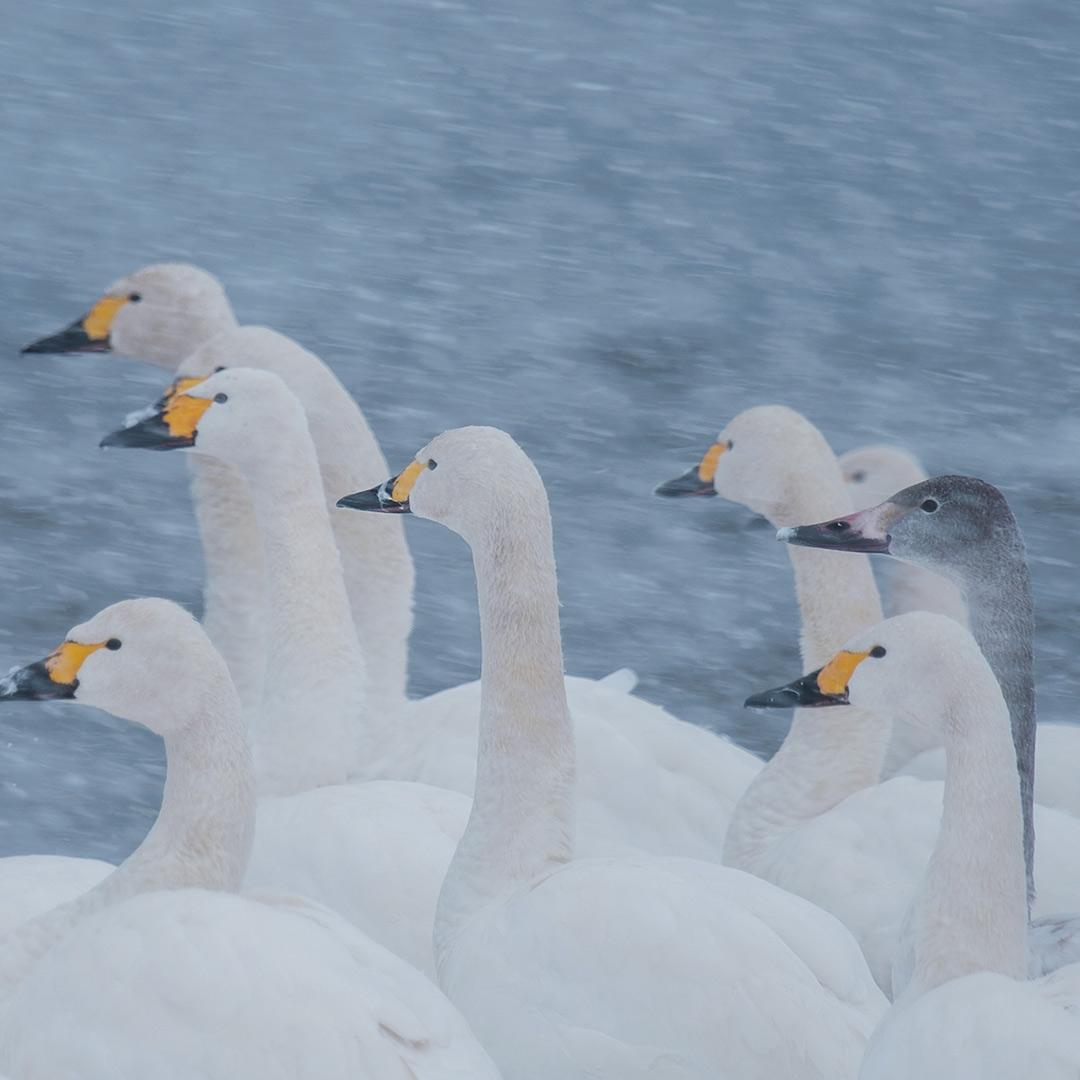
(781, 475), (1027, 587)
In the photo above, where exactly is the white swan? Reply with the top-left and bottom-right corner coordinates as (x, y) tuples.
(658, 406), (1080, 994)
(103, 368), (470, 977)
(0, 598), (501, 1079)
(755, 612), (1080, 1079)
(338, 425), (888, 1080)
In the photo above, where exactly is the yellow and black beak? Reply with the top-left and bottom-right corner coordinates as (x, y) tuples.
(337, 459), (429, 514)
(100, 375), (213, 451)
(22, 295), (134, 355)
(0, 640), (109, 702)
(654, 442), (727, 498)
(744, 648), (873, 709)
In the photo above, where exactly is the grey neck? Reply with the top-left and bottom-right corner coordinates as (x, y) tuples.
(957, 553), (1036, 908)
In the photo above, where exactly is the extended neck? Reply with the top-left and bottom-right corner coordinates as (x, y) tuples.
(903, 687), (1028, 1002)
(436, 499), (574, 960)
(236, 428), (369, 798)
(188, 454), (267, 715)
(952, 551), (1036, 907)
(726, 474), (889, 865)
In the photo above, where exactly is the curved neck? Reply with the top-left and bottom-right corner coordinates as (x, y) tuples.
(234, 426), (369, 799)
(724, 704), (889, 868)
(0, 674), (254, 1005)
(435, 498), (574, 961)
(727, 464), (888, 864)
(902, 684), (1028, 1002)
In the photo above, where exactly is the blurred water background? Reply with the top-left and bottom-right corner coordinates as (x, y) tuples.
(0, 0), (1077, 860)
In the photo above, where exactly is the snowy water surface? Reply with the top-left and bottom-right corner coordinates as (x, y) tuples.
(1, 0), (1078, 859)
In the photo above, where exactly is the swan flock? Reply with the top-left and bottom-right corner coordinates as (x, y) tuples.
(0, 261), (1072, 1078)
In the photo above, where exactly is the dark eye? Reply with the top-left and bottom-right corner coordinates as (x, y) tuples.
(428, 459), (438, 470)
(214, 393), (228, 404)
(850, 470), (866, 483)
(920, 499), (939, 513)
(213, 365), (226, 374)
(128, 293), (142, 303)
(726, 440), (734, 450)
(870, 645), (886, 658)
(827, 519), (850, 532)
(105, 638), (122, 651)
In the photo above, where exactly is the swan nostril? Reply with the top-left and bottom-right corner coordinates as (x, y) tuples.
(827, 520), (849, 532)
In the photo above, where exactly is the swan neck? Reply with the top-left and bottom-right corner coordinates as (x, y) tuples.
(437, 498), (574, 955)
(724, 704), (889, 867)
(233, 428), (369, 797)
(120, 680), (256, 892)
(786, 544), (885, 670)
(905, 689), (1028, 1000)
(955, 555), (1036, 906)
(188, 454), (267, 714)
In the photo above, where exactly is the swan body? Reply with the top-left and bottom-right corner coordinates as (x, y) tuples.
(244, 781), (470, 976)
(340, 426), (887, 1079)
(0, 888), (502, 1080)
(751, 612), (1080, 1078)
(0, 856), (114, 938)
(0, 598), (500, 1078)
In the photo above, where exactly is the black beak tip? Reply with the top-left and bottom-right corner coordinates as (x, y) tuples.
(744, 687), (803, 709)
(336, 485), (410, 514)
(654, 468), (717, 499)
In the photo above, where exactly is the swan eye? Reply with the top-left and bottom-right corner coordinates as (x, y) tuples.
(869, 645), (886, 658)
(214, 393), (228, 404)
(726, 440), (734, 451)
(105, 639), (122, 651)
(920, 499), (939, 513)
(827, 519), (850, 533)
(850, 470), (866, 483)
(213, 365), (226, 374)
(427, 459), (438, 470)
(128, 293), (142, 303)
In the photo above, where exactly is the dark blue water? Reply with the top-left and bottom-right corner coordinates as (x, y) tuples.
(1, 0), (1077, 859)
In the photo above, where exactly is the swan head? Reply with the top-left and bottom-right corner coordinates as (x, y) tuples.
(21, 264), (236, 371)
(778, 475), (1020, 578)
(337, 426), (545, 544)
(0, 598), (233, 736)
(838, 444), (928, 511)
(100, 367), (308, 469)
(744, 610), (1000, 739)
(655, 406), (846, 525)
